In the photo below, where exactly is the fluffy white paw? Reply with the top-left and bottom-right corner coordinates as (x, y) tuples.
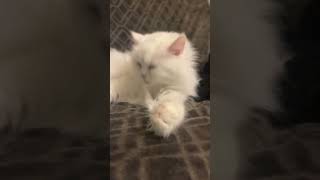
(148, 101), (185, 137)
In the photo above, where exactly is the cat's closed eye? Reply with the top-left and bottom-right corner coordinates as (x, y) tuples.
(136, 62), (142, 68)
(149, 64), (155, 70)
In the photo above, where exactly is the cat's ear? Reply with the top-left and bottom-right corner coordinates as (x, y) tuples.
(168, 34), (186, 56)
(131, 31), (144, 44)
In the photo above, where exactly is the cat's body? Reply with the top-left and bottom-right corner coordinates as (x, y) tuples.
(110, 31), (199, 137)
(110, 48), (149, 105)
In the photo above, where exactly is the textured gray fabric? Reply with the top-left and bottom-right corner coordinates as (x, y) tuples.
(0, 129), (107, 180)
(110, 101), (210, 180)
(238, 109), (320, 180)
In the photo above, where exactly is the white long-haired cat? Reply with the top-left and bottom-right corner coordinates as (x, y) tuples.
(110, 31), (199, 137)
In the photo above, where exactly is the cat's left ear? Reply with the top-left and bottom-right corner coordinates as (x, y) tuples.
(168, 34), (187, 56)
(131, 31), (144, 44)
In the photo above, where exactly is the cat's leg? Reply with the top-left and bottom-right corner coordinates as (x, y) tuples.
(110, 79), (119, 103)
(143, 89), (154, 109)
(148, 90), (187, 137)
(109, 49), (125, 103)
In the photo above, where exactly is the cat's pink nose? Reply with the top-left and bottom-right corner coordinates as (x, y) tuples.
(142, 74), (150, 83)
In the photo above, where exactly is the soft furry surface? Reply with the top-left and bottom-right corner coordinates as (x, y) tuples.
(110, 31), (200, 137)
(110, 48), (148, 105)
(130, 31), (199, 99)
(109, 0), (210, 101)
(111, 32), (199, 104)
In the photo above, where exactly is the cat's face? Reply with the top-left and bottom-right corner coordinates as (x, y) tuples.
(130, 31), (187, 83)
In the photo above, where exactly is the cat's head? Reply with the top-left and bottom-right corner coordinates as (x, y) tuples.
(129, 31), (194, 83)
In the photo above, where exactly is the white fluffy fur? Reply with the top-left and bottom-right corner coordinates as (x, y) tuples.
(110, 49), (150, 105)
(110, 31), (199, 137)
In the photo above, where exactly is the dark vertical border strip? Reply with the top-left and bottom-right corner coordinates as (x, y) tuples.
(105, 0), (110, 179)
(209, 0), (214, 180)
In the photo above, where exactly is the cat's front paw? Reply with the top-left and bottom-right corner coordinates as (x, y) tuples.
(149, 101), (185, 137)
